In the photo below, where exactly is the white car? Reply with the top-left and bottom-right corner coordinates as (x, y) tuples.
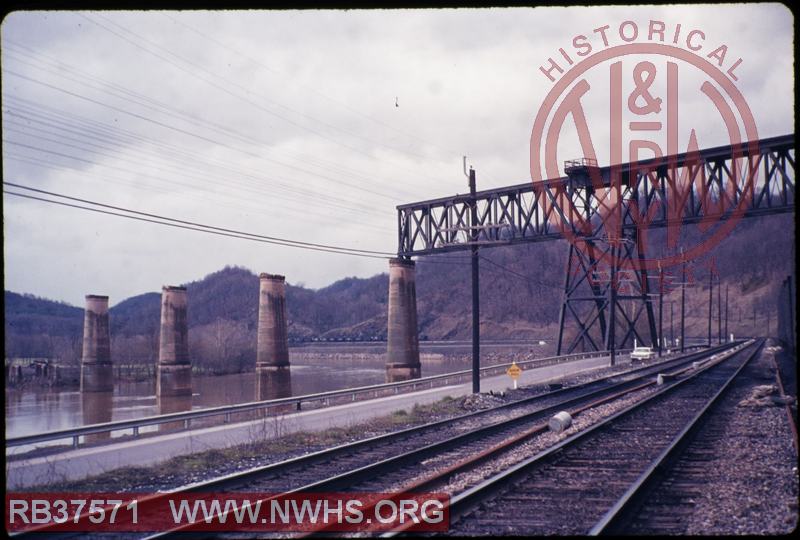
(631, 346), (654, 360)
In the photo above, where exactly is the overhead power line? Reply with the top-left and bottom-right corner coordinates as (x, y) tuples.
(79, 13), (445, 187)
(478, 255), (563, 290)
(162, 13), (464, 161)
(3, 182), (396, 259)
(414, 253), (562, 291)
(4, 180), (586, 294)
(2, 43), (419, 196)
(2, 120), (392, 221)
(3, 179), (574, 287)
(3, 70), (407, 203)
(3, 151), (395, 235)
(2, 93), (398, 219)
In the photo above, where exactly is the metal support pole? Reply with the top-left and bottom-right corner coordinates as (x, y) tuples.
(725, 285), (729, 342)
(717, 276), (722, 344)
(788, 276), (796, 352)
(609, 244), (617, 366)
(670, 300), (674, 348)
(556, 245), (574, 356)
(658, 265), (664, 357)
(708, 271), (713, 346)
(469, 168), (480, 394)
(681, 256), (686, 352)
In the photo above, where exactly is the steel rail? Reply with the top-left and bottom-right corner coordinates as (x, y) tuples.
(769, 350), (798, 453)
(140, 344), (738, 538)
(301, 348), (728, 537)
(589, 339), (765, 535)
(6, 348), (645, 450)
(430, 339), (758, 536)
(155, 344), (734, 489)
(8, 344), (729, 539)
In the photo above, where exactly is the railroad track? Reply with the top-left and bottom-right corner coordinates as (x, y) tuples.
(592, 338), (787, 535)
(10, 343), (739, 538)
(435, 339), (763, 536)
(212, 345), (749, 538)
(289, 340), (757, 537)
(597, 409), (732, 535)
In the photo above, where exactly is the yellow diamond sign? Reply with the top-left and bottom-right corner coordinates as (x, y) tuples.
(506, 362), (522, 379)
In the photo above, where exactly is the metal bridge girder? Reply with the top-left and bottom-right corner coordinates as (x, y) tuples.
(398, 135), (794, 257)
(396, 134), (794, 357)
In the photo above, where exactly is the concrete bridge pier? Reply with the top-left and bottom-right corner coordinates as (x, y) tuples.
(82, 390), (113, 442)
(156, 286), (192, 398)
(80, 295), (113, 392)
(386, 258), (421, 382)
(157, 393), (194, 432)
(255, 274), (292, 401)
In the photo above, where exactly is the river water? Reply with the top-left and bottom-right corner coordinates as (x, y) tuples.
(5, 340), (553, 440)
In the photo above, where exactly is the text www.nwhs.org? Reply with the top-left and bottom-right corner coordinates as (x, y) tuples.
(6, 492), (450, 532)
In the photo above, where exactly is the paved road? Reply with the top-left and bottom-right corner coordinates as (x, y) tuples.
(6, 354), (614, 489)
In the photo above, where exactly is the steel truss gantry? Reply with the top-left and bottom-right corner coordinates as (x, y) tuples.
(396, 134), (794, 358)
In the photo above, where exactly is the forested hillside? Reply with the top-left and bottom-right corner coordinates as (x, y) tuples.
(5, 214), (794, 373)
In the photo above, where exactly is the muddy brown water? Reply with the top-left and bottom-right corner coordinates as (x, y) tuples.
(5, 340), (553, 440)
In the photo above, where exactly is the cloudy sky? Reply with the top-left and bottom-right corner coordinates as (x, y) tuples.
(2, 5), (794, 306)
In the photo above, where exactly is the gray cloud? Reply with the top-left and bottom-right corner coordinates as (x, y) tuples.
(2, 5), (793, 306)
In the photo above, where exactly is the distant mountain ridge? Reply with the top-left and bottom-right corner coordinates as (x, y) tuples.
(4, 266), (393, 371)
(5, 214), (793, 372)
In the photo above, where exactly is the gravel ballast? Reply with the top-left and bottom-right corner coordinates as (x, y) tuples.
(682, 343), (798, 534)
(628, 340), (798, 535)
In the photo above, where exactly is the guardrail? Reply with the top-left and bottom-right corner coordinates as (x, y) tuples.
(7, 346), (703, 451)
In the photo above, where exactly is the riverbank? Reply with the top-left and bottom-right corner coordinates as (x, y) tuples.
(4, 346), (556, 440)
(7, 352), (619, 489)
